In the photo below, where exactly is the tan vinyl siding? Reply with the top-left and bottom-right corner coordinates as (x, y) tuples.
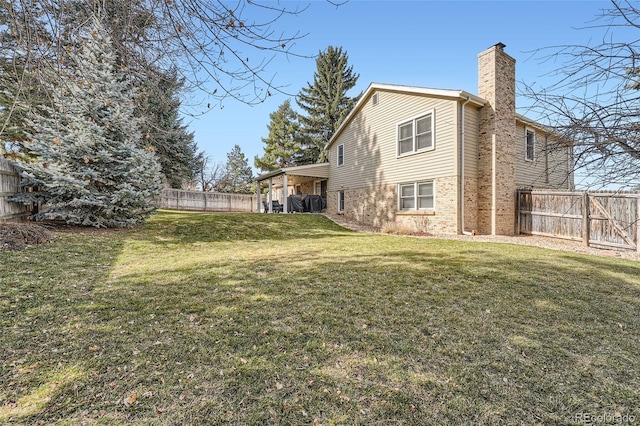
(463, 103), (481, 178)
(547, 139), (573, 189)
(514, 122), (572, 189)
(328, 90), (459, 193)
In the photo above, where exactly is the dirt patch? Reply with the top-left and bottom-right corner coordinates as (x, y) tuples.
(0, 222), (56, 251)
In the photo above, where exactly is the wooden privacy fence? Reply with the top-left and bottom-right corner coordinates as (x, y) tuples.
(156, 188), (260, 212)
(517, 189), (640, 252)
(0, 157), (30, 223)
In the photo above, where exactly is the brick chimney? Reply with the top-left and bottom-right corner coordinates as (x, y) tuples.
(477, 43), (517, 235)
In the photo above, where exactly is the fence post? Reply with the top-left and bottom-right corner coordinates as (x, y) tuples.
(515, 189), (520, 235)
(636, 196), (640, 253)
(582, 192), (590, 247)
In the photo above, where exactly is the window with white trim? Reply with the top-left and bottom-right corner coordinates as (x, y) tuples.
(397, 111), (434, 156)
(525, 129), (535, 161)
(398, 181), (434, 211)
(338, 190), (345, 211)
(337, 144), (344, 166)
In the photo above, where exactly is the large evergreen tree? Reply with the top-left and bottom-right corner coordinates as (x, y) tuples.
(59, 2), (200, 188)
(296, 46), (360, 163)
(10, 17), (162, 227)
(1, 2), (199, 185)
(136, 69), (199, 188)
(254, 99), (305, 171)
(0, 3), (52, 153)
(0, 62), (29, 148)
(220, 144), (253, 194)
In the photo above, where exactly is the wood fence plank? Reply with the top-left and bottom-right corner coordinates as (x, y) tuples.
(154, 188), (261, 213)
(0, 157), (30, 223)
(588, 195), (635, 247)
(637, 198), (640, 253)
(582, 192), (589, 247)
(518, 189), (640, 252)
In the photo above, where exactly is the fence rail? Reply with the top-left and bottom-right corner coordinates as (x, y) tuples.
(517, 189), (640, 252)
(0, 157), (30, 223)
(156, 188), (260, 213)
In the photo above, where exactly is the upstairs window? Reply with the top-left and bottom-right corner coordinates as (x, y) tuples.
(397, 111), (434, 156)
(337, 144), (344, 166)
(525, 129), (536, 161)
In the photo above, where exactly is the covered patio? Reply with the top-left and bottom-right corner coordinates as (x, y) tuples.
(255, 163), (330, 213)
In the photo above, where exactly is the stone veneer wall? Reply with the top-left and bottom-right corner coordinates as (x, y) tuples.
(462, 175), (479, 233)
(326, 176), (460, 234)
(477, 43), (517, 235)
(326, 184), (396, 228)
(298, 181), (314, 195)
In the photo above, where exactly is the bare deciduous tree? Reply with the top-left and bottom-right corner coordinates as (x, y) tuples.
(194, 152), (225, 192)
(1, 0), (318, 154)
(522, 0), (640, 189)
(3, 0), (312, 101)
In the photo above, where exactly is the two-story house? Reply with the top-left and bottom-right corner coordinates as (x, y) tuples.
(256, 43), (574, 235)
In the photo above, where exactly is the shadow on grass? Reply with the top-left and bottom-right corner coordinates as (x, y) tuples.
(0, 229), (128, 424)
(87, 240), (640, 423)
(558, 252), (640, 277)
(1, 211), (639, 424)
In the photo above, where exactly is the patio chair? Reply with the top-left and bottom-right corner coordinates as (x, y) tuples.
(263, 200), (283, 213)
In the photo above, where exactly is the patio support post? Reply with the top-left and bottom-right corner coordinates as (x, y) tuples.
(268, 179), (273, 213)
(256, 183), (261, 212)
(282, 173), (288, 213)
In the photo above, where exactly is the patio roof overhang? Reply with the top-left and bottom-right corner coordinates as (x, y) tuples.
(256, 162), (330, 186)
(255, 163), (330, 213)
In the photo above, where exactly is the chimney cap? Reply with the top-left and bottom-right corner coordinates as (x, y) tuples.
(493, 42), (506, 50)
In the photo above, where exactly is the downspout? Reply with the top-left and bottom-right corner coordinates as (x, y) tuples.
(461, 97), (474, 235)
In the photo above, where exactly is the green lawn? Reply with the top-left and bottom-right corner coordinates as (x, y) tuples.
(1, 210), (639, 425)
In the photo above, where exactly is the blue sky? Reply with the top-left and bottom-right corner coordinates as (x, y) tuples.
(188, 0), (616, 184)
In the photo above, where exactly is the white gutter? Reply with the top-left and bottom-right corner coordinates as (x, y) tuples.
(461, 97), (474, 236)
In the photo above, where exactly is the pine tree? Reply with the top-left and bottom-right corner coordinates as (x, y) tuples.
(220, 145), (254, 194)
(296, 46), (360, 163)
(0, 62), (29, 148)
(0, 5), (50, 154)
(10, 17), (162, 228)
(136, 69), (199, 188)
(254, 99), (305, 171)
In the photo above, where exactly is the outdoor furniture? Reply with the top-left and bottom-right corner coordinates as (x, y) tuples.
(263, 200), (283, 213)
(304, 194), (326, 212)
(287, 194), (305, 213)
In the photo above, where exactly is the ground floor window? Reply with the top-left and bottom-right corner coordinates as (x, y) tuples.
(398, 181), (434, 210)
(338, 190), (345, 211)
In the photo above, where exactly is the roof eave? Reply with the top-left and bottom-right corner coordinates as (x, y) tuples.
(256, 162), (330, 182)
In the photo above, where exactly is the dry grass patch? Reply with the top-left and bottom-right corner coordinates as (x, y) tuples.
(1, 210), (638, 424)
